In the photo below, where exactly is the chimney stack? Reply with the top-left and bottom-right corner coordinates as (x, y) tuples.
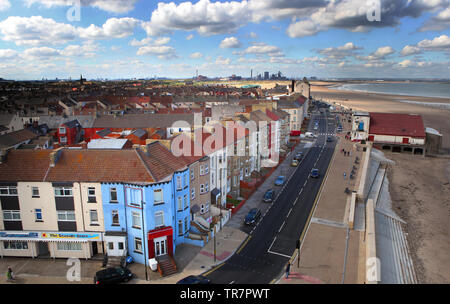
(49, 147), (64, 167)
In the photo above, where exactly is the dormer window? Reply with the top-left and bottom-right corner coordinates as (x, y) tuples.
(59, 127), (66, 134)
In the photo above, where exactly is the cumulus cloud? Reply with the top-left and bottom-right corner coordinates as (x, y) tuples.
(366, 46), (395, 60)
(417, 34), (450, 50)
(400, 45), (423, 56)
(132, 36), (177, 59)
(316, 42), (363, 59)
(0, 16), (78, 46)
(0, 48), (17, 59)
(419, 7), (450, 32)
(141, 0), (250, 36)
(243, 42), (283, 56)
(24, 0), (139, 14)
(186, 34), (194, 40)
(190, 52), (203, 59)
(220, 37), (241, 49)
(79, 18), (140, 40)
(0, 0), (10, 11)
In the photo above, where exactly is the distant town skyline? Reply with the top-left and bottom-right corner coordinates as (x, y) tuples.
(0, 0), (449, 80)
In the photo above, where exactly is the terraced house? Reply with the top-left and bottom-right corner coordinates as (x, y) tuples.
(0, 144), (192, 267)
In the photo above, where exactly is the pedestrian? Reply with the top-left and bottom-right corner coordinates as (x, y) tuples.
(6, 266), (13, 282)
(343, 172), (347, 180)
(285, 262), (291, 279)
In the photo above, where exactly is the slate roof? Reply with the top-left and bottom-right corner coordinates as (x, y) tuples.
(0, 129), (38, 149)
(92, 113), (195, 129)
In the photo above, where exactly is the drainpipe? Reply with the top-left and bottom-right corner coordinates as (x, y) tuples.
(77, 182), (88, 257)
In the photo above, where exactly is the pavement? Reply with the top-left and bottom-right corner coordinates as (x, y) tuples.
(278, 111), (367, 284)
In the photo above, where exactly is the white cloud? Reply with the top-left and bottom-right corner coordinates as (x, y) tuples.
(61, 41), (100, 58)
(215, 56), (231, 65)
(419, 7), (450, 31)
(142, 0), (250, 36)
(400, 45), (423, 56)
(244, 42), (282, 56)
(186, 34), (194, 40)
(220, 37), (241, 49)
(0, 16), (78, 46)
(366, 46), (395, 60)
(24, 0), (139, 14)
(190, 52), (203, 59)
(22, 47), (61, 60)
(79, 18), (140, 40)
(133, 36), (177, 59)
(417, 34), (450, 50)
(0, 48), (17, 59)
(0, 0), (10, 11)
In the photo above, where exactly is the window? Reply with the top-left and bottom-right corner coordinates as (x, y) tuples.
(0, 186), (18, 196)
(183, 174), (187, 188)
(4, 241), (28, 250)
(200, 184), (205, 194)
(177, 196), (182, 211)
(200, 165), (204, 176)
(132, 211), (141, 229)
(184, 194), (188, 209)
(176, 176), (182, 190)
(110, 188), (118, 202)
(32, 187), (39, 197)
(191, 188), (195, 199)
(184, 217), (188, 232)
(88, 187), (96, 202)
(57, 211), (75, 221)
(54, 187), (73, 197)
(205, 182), (209, 193)
(90, 210), (98, 225)
(200, 204), (205, 214)
(191, 170), (195, 180)
(108, 242), (114, 250)
(178, 220), (183, 236)
(154, 189), (163, 204)
(205, 164), (209, 174)
(3, 210), (21, 221)
(134, 238), (142, 253)
(57, 242), (82, 251)
(59, 127), (66, 134)
(118, 242), (124, 250)
(35, 209), (43, 221)
(155, 211), (164, 228)
(112, 210), (119, 225)
(60, 136), (67, 143)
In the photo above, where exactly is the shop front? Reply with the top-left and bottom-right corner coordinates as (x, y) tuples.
(0, 231), (103, 259)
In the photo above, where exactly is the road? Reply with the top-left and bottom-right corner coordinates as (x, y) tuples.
(204, 111), (337, 284)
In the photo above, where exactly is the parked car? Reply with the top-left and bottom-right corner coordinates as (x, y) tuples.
(176, 275), (211, 284)
(274, 176), (286, 186)
(244, 208), (261, 226)
(291, 159), (299, 167)
(294, 152), (303, 160)
(326, 136), (333, 142)
(263, 189), (275, 203)
(94, 267), (133, 284)
(310, 169), (319, 178)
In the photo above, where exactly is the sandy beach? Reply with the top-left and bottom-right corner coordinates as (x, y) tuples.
(310, 81), (450, 283)
(310, 82), (450, 152)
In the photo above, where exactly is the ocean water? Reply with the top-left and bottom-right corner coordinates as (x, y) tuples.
(337, 82), (450, 99)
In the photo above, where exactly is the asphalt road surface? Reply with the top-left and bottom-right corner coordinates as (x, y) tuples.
(204, 111), (337, 284)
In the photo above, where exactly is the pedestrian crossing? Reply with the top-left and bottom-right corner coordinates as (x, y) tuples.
(317, 133), (334, 136)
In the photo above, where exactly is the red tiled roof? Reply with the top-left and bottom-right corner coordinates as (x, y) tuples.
(45, 149), (155, 183)
(369, 113), (426, 138)
(0, 150), (52, 182)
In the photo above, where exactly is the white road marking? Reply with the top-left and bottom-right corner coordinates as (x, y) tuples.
(278, 220), (286, 233)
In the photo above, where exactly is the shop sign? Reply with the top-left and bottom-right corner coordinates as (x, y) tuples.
(41, 232), (100, 240)
(0, 232), (39, 239)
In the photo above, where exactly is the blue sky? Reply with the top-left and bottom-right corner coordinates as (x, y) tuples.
(0, 0), (449, 80)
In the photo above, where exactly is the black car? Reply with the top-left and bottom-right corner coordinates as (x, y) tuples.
(176, 275), (211, 284)
(326, 136), (333, 142)
(262, 189), (275, 203)
(94, 267), (133, 284)
(244, 208), (261, 225)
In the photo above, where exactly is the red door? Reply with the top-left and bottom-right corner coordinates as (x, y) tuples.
(368, 135), (375, 141)
(402, 137), (409, 144)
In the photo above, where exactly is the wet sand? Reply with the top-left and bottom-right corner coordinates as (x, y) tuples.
(311, 82), (450, 152)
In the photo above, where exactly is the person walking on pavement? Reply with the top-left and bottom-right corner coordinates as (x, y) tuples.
(285, 262), (291, 279)
(6, 266), (14, 282)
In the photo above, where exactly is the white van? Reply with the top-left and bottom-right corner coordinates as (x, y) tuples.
(305, 132), (315, 138)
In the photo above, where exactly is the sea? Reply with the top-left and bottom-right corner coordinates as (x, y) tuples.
(336, 82), (450, 99)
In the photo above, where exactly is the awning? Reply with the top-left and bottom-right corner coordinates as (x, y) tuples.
(211, 188), (221, 197)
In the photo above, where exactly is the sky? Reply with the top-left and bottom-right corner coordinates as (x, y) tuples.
(0, 0), (449, 80)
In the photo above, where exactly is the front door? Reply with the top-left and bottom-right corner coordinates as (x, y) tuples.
(154, 237), (167, 257)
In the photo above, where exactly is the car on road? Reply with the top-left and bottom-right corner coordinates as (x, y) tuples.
(305, 132), (315, 138)
(310, 169), (319, 178)
(294, 152), (303, 161)
(176, 275), (211, 284)
(291, 159), (299, 167)
(274, 176), (286, 186)
(262, 189), (275, 203)
(326, 136), (333, 142)
(313, 125), (318, 130)
(94, 267), (133, 284)
(244, 208), (262, 226)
